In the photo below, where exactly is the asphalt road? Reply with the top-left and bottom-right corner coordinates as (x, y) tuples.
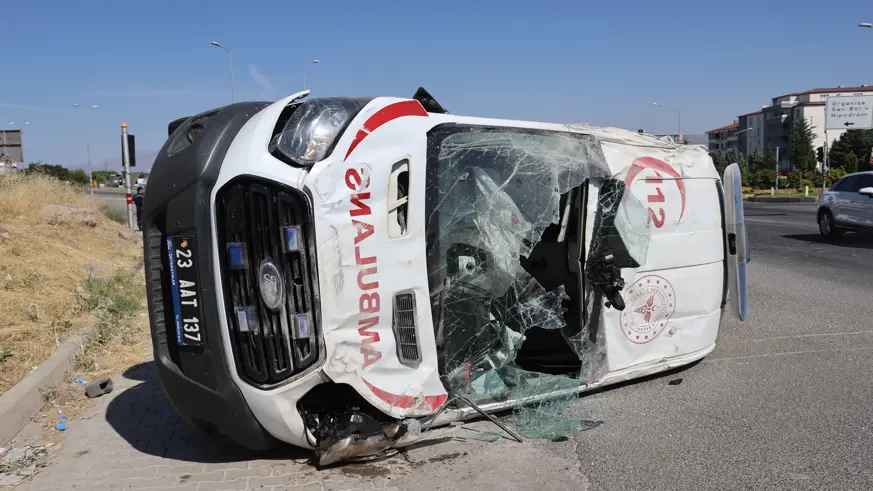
(572, 202), (873, 490)
(91, 188), (128, 198)
(18, 201), (873, 491)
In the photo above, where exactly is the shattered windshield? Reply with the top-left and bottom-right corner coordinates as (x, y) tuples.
(424, 124), (652, 439)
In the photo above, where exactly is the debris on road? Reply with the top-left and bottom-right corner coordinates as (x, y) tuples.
(669, 378), (684, 386)
(84, 377), (113, 398)
(0, 444), (50, 486)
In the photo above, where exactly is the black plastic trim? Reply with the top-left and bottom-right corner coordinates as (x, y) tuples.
(143, 101), (280, 451)
(715, 180), (729, 311)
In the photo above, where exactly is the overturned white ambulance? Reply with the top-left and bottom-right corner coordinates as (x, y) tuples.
(143, 88), (748, 466)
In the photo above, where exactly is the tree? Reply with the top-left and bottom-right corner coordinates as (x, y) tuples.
(727, 148), (746, 171)
(790, 118), (817, 177)
(708, 148), (745, 176)
(763, 149), (777, 173)
(27, 162), (71, 181)
(748, 149), (768, 173)
(92, 170), (116, 183)
(846, 152), (859, 174)
(829, 129), (873, 170)
(709, 151), (728, 175)
(70, 169), (89, 185)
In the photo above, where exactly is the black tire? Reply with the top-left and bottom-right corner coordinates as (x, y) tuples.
(818, 209), (843, 239)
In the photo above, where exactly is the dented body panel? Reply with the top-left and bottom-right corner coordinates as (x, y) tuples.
(146, 91), (746, 457)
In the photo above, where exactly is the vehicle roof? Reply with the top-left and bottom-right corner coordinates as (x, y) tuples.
(423, 110), (698, 150)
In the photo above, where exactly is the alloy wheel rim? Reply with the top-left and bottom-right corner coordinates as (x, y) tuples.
(820, 213), (831, 235)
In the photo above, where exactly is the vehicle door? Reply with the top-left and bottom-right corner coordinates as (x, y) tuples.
(831, 175), (860, 225)
(850, 174), (873, 229)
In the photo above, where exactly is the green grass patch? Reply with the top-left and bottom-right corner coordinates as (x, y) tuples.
(81, 271), (143, 346)
(100, 205), (127, 224)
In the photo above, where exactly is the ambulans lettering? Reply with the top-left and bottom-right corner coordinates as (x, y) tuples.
(345, 167), (382, 369)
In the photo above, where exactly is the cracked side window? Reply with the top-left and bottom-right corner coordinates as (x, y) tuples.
(424, 124), (652, 440)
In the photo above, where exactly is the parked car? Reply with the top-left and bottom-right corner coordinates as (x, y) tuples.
(817, 170), (873, 239)
(143, 88), (748, 465)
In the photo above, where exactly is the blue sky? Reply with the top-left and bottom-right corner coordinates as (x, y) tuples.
(5, 0), (873, 171)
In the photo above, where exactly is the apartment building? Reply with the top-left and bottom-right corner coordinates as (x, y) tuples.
(734, 85), (873, 171)
(706, 121), (739, 153)
(737, 109), (765, 158)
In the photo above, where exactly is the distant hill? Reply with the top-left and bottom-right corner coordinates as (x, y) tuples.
(99, 150), (158, 173)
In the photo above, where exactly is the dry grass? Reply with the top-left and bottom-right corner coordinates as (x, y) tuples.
(0, 174), (147, 395)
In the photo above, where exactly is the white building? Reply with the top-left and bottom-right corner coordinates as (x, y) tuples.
(737, 85), (873, 171)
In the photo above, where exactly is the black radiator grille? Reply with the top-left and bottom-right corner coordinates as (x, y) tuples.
(216, 180), (319, 386)
(393, 291), (421, 366)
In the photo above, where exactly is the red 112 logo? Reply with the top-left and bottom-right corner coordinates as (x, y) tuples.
(622, 157), (687, 228)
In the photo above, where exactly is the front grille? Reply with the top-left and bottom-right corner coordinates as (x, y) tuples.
(393, 291), (421, 366)
(216, 179), (319, 386)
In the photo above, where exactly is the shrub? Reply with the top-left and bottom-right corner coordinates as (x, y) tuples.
(826, 167), (847, 187)
(752, 170), (773, 189)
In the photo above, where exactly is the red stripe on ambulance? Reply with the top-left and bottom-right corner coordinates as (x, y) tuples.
(344, 100), (428, 161)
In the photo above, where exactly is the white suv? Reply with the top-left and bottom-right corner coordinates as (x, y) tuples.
(818, 170), (873, 238)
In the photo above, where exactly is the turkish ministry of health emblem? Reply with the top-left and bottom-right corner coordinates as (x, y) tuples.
(619, 274), (676, 344)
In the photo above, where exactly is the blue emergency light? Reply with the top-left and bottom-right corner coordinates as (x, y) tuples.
(235, 306), (256, 333)
(227, 243), (248, 269)
(282, 226), (301, 253)
(295, 313), (311, 338)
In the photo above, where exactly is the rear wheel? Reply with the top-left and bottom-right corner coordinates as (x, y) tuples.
(818, 209), (842, 239)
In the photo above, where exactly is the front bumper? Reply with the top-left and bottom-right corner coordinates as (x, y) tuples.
(143, 102), (282, 451)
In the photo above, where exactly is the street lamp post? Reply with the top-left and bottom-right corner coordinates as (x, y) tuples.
(859, 22), (872, 28)
(72, 104), (97, 194)
(652, 102), (681, 141)
(302, 60), (320, 91)
(210, 41), (236, 103)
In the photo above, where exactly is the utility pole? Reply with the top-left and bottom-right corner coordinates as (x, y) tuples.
(72, 104), (97, 194)
(121, 122), (134, 230)
(775, 146), (780, 192)
(210, 42), (235, 103)
(822, 133), (829, 195)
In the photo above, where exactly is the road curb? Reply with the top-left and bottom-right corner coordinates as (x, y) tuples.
(743, 197), (817, 203)
(0, 318), (97, 446)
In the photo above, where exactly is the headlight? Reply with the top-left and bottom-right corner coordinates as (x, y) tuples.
(271, 97), (372, 166)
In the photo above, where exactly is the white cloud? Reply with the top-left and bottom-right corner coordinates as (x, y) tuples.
(248, 64), (276, 99)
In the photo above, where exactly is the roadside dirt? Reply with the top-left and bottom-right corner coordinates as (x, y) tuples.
(0, 174), (149, 416)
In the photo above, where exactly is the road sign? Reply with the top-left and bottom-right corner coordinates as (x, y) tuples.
(825, 95), (873, 130)
(120, 134), (136, 167)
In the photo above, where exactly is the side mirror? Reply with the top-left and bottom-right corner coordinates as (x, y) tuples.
(859, 187), (873, 197)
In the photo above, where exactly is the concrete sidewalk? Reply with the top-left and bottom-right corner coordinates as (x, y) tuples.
(13, 359), (588, 491)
